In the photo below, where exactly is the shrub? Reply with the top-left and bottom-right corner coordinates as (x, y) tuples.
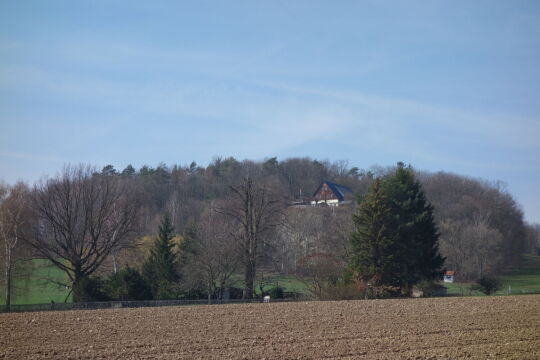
(298, 253), (345, 299)
(177, 287), (207, 300)
(416, 280), (440, 297)
(74, 276), (110, 302)
(227, 287), (244, 300)
(318, 282), (365, 300)
(473, 277), (502, 295)
(267, 285), (284, 299)
(282, 291), (304, 300)
(105, 266), (152, 301)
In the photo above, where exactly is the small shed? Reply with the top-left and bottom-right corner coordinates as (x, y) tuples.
(443, 271), (455, 283)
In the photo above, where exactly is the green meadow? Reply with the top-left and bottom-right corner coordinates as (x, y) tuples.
(446, 254), (540, 296)
(1, 255), (539, 304)
(0, 259), (71, 305)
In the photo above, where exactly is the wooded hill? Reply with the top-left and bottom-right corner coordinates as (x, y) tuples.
(108, 157), (537, 279)
(1, 157), (539, 303)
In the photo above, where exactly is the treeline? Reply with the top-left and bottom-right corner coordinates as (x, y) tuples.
(420, 172), (534, 280)
(109, 157), (370, 232)
(0, 157), (539, 304)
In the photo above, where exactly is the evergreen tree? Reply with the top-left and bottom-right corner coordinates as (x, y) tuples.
(106, 266), (152, 301)
(121, 164), (136, 176)
(381, 164), (444, 294)
(349, 179), (402, 296)
(142, 213), (178, 299)
(101, 164), (117, 176)
(349, 164), (444, 297)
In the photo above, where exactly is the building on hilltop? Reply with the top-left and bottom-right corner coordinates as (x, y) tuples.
(310, 181), (354, 207)
(286, 181), (354, 208)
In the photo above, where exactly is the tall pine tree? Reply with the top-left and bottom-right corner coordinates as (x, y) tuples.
(349, 179), (402, 297)
(381, 163), (444, 294)
(143, 213), (178, 299)
(349, 164), (444, 297)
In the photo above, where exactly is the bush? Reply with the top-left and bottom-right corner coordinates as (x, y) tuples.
(154, 280), (178, 300)
(227, 287), (244, 300)
(318, 282), (365, 301)
(416, 280), (440, 297)
(74, 276), (109, 302)
(105, 266), (153, 301)
(298, 253), (346, 299)
(473, 277), (502, 295)
(283, 291), (304, 300)
(267, 285), (284, 299)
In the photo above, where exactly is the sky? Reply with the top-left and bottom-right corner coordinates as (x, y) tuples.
(1, 1), (539, 223)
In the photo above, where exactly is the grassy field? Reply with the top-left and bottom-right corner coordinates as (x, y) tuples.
(500, 254), (540, 293)
(0, 259), (71, 305)
(1, 255), (539, 304)
(446, 254), (540, 296)
(270, 255), (540, 298)
(274, 254), (540, 298)
(254, 274), (309, 294)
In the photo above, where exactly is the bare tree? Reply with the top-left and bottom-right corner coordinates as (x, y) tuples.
(275, 208), (325, 274)
(297, 252), (347, 300)
(524, 223), (540, 254)
(274, 206), (353, 275)
(466, 216), (503, 279)
(421, 170), (526, 269)
(218, 177), (282, 299)
(183, 208), (239, 303)
(29, 165), (139, 302)
(0, 182), (30, 308)
(439, 215), (503, 281)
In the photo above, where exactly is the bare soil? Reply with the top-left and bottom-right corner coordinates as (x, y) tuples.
(1, 295), (539, 359)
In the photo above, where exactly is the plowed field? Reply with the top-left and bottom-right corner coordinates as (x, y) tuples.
(1, 295), (539, 359)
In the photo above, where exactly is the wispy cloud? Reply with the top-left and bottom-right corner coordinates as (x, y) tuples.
(0, 151), (65, 163)
(255, 81), (540, 151)
(2, 61), (539, 169)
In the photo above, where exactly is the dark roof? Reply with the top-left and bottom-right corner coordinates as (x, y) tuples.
(314, 181), (353, 201)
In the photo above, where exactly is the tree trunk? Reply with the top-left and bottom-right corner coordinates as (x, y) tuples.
(112, 253), (118, 274)
(72, 281), (83, 303)
(218, 283), (224, 302)
(5, 261), (12, 309)
(479, 260), (484, 279)
(72, 270), (86, 303)
(243, 262), (255, 299)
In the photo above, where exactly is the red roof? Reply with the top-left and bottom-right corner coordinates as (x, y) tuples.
(445, 271), (455, 276)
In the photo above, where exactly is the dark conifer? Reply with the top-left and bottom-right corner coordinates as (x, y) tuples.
(381, 164), (445, 294)
(349, 179), (401, 294)
(143, 213), (178, 299)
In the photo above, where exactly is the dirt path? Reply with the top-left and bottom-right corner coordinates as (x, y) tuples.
(1, 295), (539, 359)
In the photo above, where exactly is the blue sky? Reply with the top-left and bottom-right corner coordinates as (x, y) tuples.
(1, 1), (539, 222)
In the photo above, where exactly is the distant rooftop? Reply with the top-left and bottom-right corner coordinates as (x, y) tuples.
(313, 181), (353, 202)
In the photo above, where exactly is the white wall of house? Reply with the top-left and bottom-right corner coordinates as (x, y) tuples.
(443, 275), (454, 283)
